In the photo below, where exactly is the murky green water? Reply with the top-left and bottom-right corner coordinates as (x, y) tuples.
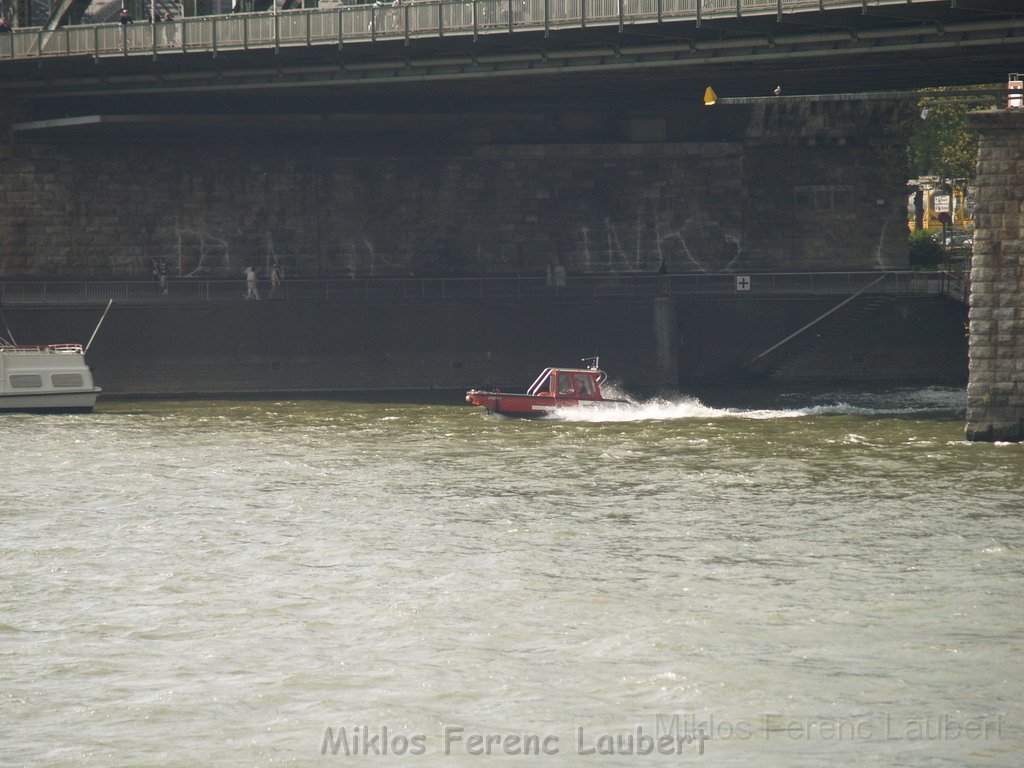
(2, 389), (1022, 766)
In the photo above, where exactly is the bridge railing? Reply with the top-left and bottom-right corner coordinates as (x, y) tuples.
(0, 271), (952, 304)
(0, 0), (880, 61)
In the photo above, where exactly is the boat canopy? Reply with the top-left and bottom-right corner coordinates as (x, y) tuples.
(527, 367), (606, 399)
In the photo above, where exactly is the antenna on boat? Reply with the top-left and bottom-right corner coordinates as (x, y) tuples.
(582, 356), (599, 370)
(85, 299), (114, 353)
(0, 299), (15, 346)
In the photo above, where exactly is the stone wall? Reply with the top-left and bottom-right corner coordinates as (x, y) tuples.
(965, 110), (1024, 441)
(4, 298), (677, 397)
(0, 102), (909, 280)
(4, 292), (966, 397)
(741, 101), (911, 272)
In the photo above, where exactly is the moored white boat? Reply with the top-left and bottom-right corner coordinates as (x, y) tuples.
(0, 342), (102, 414)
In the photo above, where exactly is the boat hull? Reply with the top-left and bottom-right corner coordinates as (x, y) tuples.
(466, 390), (624, 418)
(0, 389), (101, 414)
(1, 343), (102, 414)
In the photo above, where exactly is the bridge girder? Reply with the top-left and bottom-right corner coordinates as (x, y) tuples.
(0, 0), (1021, 120)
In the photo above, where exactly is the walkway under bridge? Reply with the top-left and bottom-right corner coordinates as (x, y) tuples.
(0, 270), (967, 305)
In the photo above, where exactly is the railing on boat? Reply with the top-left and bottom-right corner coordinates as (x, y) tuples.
(527, 367), (553, 395)
(0, 342), (86, 352)
(0, 271), (962, 305)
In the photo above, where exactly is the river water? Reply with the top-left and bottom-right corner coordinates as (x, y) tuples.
(2, 387), (1023, 767)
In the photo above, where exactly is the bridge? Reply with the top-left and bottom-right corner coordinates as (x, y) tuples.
(0, 0), (1020, 117)
(0, 0), (1019, 433)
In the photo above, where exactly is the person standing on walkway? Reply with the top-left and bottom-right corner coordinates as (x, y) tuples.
(244, 266), (260, 300)
(269, 264), (282, 299)
(158, 258), (169, 295)
(553, 261), (566, 289)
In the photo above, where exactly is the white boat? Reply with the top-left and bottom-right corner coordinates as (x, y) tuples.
(0, 341), (102, 413)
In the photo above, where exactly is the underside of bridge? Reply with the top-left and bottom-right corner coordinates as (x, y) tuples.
(0, 0), (1021, 127)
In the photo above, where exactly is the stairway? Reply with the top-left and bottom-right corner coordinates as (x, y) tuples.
(745, 295), (896, 383)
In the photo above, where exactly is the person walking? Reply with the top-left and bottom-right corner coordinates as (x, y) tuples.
(244, 266), (260, 300)
(269, 264), (282, 299)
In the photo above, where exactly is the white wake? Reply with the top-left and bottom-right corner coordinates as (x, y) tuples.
(552, 386), (966, 423)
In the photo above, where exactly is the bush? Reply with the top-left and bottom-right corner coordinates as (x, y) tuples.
(908, 230), (945, 269)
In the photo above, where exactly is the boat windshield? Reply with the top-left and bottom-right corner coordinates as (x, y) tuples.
(557, 372), (574, 395)
(574, 374), (596, 396)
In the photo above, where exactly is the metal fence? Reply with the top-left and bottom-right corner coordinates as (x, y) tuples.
(0, 0), (903, 61)
(0, 271), (958, 304)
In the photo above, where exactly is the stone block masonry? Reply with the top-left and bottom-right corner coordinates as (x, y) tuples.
(0, 101), (909, 280)
(965, 110), (1024, 441)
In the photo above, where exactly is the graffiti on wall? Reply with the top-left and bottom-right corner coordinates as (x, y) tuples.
(171, 226), (232, 277)
(161, 224), (301, 277)
(143, 200), (743, 279)
(574, 206), (743, 274)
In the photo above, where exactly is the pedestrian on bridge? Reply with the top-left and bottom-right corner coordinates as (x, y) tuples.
(162, 10), (180, 46)
(119, 7), (132, 44)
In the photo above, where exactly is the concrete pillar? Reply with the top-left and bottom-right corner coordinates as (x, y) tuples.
(651, 297), (678, 384)
(965, 110), (1024, 441)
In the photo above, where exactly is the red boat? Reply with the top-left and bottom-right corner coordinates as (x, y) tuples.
(465, 358), (628, 417)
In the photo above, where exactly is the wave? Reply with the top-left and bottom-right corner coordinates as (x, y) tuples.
(552, 386), (967, 423)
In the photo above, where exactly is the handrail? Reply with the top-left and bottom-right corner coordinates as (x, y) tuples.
(0, 271), (954, 305)
(0, 0), (959, 63)
(938, 267), (969, 304)
(0, 342), (84, 352)
(527, 367), (553, 395)
(743, 274), (886, 369)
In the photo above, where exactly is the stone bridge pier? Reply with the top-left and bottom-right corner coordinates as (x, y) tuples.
(966, 110), (1024, 441)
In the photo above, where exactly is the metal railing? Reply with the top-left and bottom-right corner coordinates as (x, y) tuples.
(0, 0), (924, 62)
(0, 271), (954, 304)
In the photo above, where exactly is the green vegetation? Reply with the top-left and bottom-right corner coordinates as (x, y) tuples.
(907, 86), (999, 228)
(908, 229), (946, 269)
(909, 89), (984, 186)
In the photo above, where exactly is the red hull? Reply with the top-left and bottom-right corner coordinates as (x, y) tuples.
(466, 362), (624, 417)
(465, 391), (579, 417)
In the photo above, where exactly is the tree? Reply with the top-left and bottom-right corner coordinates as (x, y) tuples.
(906, 86), (1000, 228)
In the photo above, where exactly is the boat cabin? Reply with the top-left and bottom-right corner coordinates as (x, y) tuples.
(527, 367), (606, 400)
(0, 343), (101, 413)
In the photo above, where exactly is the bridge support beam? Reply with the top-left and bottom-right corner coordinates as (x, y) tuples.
(965, 109), (1024, 442)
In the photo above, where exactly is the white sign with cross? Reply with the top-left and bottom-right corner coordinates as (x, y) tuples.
(736, 276), (751, 291)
